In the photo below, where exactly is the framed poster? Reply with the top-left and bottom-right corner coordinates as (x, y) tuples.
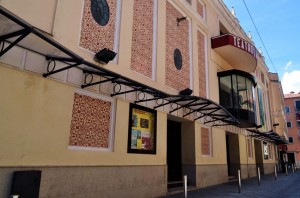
(263, 142), (268, 160)
(128, 103), (157, 154)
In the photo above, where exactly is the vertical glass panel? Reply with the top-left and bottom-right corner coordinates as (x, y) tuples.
(219, 76), (232, 108)
(237, 75), (247, 110)
(232, 75), (238, 108)
(295, 101), (300, 112)
(257, 87), (265, 127)
(246, 79), (254, 111)
(252, 85), (256, 111)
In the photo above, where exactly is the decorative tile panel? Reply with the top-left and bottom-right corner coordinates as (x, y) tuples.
(197, 1), (204, 18)
(131, 0), (154, 78)
(69, 92), (113, 149)
(247, 139), (252, 158)
(197, 30), (206, 98)
(201, 127), (210, 155)
(79, 0), (117, 53)
(166, 2), (190, 91)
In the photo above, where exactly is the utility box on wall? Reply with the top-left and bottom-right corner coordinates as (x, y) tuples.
(10, 170), (41, 198)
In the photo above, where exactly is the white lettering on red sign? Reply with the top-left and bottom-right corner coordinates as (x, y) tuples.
(233, 36), (256, 58)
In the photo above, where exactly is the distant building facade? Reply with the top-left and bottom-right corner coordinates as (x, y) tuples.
(0, 0), (287, 197)
(285, 92), (300, 167)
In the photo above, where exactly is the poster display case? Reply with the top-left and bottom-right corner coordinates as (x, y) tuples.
(127, 104), (157, 154)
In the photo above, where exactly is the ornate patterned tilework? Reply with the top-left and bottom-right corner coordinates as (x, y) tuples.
(197, 31), (206, 98)
(201, 127), (210, 155)
(197, 1), (204, 17)
(247, 139), (252, 158)
(69, 93), (112, 149)
(131, 0), (154, 78)
(166, 2), (190, 91)
(79, 0), (116, 53)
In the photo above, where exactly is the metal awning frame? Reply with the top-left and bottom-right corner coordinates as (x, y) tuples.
(0, 6), (240, 126)
(246, 129), (288, 145)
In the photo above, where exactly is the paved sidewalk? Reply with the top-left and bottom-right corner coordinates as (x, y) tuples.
(164, 170), (300, 198)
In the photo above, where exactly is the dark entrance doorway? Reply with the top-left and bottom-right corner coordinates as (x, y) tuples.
(287, 153), (295, 165)
(226, 132), (240, 177)
(167, 120), (182, 187)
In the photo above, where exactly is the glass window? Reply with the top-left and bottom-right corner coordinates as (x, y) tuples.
(219, 76), (233, 108)
(237, 75), (248, 110)
(289, 137), (294, 143)
(297, 121), (300, 128)
(247, 79), (254, 111)
(296, 101), (300, 112)
(218, 71), (255, 112)
(285, 106), (290, 113)
(287, 121), (292, 128)
(257, 87), (265, 127)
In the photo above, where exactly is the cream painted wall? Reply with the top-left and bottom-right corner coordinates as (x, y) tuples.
(0, 65), (167, 166)
(0, 0), (57, 33)
(181, 122), (196, 164)
(195, 123), (227, 165)
(239, 136), (256, 165)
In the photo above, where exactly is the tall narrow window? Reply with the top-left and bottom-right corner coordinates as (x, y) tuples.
(295, 101), (300, 112)
(285, 106), (290, 113)
(287, 121), (292, 128)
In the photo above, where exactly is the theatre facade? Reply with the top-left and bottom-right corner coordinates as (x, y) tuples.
(0, 0), (287, 197)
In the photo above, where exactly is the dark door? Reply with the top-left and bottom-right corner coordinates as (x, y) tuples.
(167, 120), (182, 182)
(287, 153), (295, 164)
(226, 133), (241, 177)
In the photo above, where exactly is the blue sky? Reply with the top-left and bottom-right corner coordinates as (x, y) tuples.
(223, 0), (300, 94)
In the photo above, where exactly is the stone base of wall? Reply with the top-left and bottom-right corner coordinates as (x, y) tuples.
(264, 163), (276, 175)
(195, 164), (228, 188)
(0, 166), (167, 198)
(240, 164), (257, 179)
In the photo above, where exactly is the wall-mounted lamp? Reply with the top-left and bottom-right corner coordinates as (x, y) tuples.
(179, 88), (193, 96)
(177, 16), (187, 26)
(273, 123), (280, 127)
(94, 48), (117, 64)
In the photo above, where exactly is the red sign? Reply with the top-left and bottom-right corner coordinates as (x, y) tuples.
(211, 34), (257, 59)
(278, 144), (287, 151)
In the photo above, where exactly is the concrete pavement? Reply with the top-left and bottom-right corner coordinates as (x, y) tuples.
(164, 170), (300, 197)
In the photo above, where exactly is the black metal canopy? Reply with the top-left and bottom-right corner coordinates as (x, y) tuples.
(247, 129), (288, 145)
(0, 6), (239, 126)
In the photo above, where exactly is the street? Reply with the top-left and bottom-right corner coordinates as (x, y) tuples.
(165, 170), (300, 198)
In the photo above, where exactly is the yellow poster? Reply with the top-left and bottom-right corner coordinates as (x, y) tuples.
(131, 108), (154, 150)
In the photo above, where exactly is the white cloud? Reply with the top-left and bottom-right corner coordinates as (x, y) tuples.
(284, 61), (293, 70)
(281, 70), (300, 94)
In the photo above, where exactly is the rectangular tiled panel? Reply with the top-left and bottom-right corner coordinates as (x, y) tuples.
(201, 127), (210, 155)
(197, 31), (206, 98)
(165, 2), (190, 91)
(131, 0), (154, 78)
(69, 93), (112, 149)
(79, 0), (116, 53)
(197, 1), (204, 18)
